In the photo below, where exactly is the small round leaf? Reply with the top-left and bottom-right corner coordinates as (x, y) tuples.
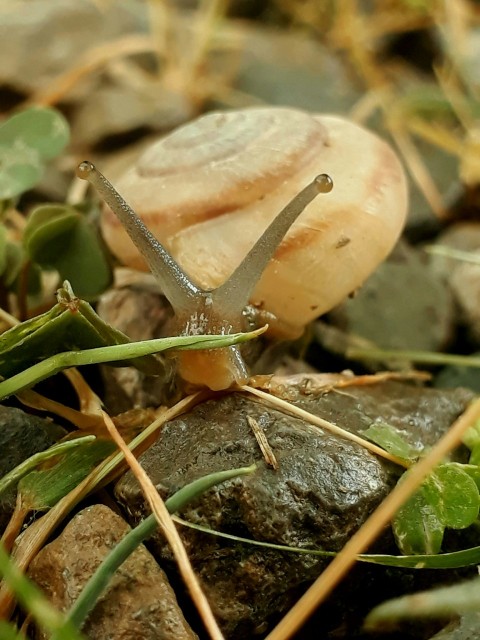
(24, 204), (112, 299)
(0, 107), (69, 160)
(436, 464), (479, 529)
(0, 108), (69, 199)
(24, 204), (79, 265)
(393, 473), (445, 555)
(0, 144), (42, 199)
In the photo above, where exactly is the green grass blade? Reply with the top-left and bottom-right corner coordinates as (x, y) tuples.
(174, 518), (480, 569)
(0, 327), (265, 400)
(365, 575), (480, 630)
(0, 436), (95, 497)
(0, 541), (84, 640)
(0, 621), (27, 640)
(63, 464), (256, 633)
(347, 347), (480, 368)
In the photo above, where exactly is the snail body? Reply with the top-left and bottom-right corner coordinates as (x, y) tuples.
(100, 108), (408, 337)
(78, 107), (408, 391)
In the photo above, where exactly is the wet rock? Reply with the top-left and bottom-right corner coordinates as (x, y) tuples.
(328, 240), (454, 352)
(430, 223), (480, 344)
(96, 286), (174, 412)
(434, 352), (480, 393)
(115, 379), (473, 638)
(431, 612), (480, 639)
(0, 405), (64, 535)
(28, 504), (196, 640)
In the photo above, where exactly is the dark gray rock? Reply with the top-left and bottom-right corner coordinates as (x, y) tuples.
(328, 241), (455, 352)
(115, 379), (473, 638)
(430, 223), (480, 345)
(434, 351), (480, 393)
(431, 612), (480, 639)
(0, 405), (65, 534)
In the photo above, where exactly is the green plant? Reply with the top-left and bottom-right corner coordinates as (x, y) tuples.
(0, 107), (112, 312)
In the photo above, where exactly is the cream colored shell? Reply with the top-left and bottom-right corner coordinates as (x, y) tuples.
(101, 107), (408, 335)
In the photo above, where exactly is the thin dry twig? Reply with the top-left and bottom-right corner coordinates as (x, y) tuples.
(247, 415), (278, 470)
(16, 389), (103, 432)
(251, 370), (431, 398)
(101, 410), (225, 640)
(388, 122), (447, 218)
(16, 366), (105, 431)
(28, 35), (155, 106)
(265, 396), (480, 640)
(184, 0), (227, 84)
(242, 385), (409, 468)
(326, 0), (451, 218)
(0, 307), (19, 328)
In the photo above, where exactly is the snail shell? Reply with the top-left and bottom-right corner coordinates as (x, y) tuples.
(101, 107), (408, 336)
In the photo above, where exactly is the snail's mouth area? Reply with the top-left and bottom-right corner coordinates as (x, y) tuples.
(175, 346), (249, 391)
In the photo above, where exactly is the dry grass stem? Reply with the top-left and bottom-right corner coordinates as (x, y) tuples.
(407, 118), (464, 158)
(1, 494), (25, 553)
(16, 389), (103, 431)
(101, 410), (225, 640)
(0, 307), (19, 328)
(186, 0), (227, 82)
(146, 0), (174, 70)
(29, 35), (154, 106)
(266, 396), (480, 640)
(0, 392), (204, 620)
(247, 415), (279, 470)
(63, 369), (103, 416)
(17, 369), (104, 431)
(389, 125), (447, 218)
(326, 1), (455, 219)
(242, 385), (409, 468)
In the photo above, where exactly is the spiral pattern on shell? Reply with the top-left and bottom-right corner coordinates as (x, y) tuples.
(101, 107), (408, 335)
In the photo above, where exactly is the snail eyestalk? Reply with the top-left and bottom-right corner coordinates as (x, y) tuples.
(76, 161), (200, 314)
(77, 161), (333, 390)
(213, 173), (333, 318)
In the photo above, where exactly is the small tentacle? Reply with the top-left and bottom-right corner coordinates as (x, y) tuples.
(76, 161), (200, 314)
(213, 174), (333, 320)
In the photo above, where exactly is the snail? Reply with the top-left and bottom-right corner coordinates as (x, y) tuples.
(77, 107), (408, 390)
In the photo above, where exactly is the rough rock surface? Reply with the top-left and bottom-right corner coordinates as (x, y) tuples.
(434, 350), (480, 393)
(432, 612), (480, 639)
(115, 379), (473, 638)
(430, 222), (480, 344)
(28, 504), (197, 640)
(96, 287), (174, 412)
(0, 405), (64, 534)
(329, 240), (454, 352)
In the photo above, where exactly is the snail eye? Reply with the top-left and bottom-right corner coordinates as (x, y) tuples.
(315, 174), (334, 194)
